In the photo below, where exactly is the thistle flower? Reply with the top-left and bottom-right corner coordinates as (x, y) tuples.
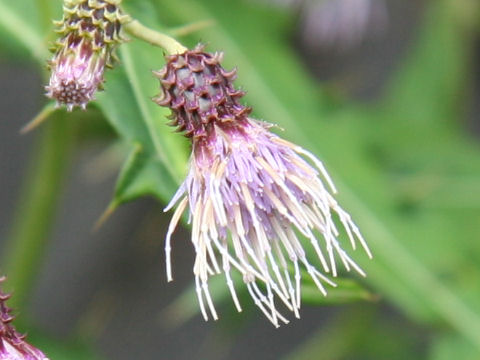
(0, 277), (49, 360)
(46, 0), (129, 111)
(155, 45), (372, 326)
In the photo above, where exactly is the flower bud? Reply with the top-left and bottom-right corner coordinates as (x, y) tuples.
(153, 45), (251, 138)
(46, 0), (129, 111)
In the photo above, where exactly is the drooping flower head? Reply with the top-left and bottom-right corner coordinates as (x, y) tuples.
(155, 45), (372, 326)
(46, 0), (129, 111)
(0, 277), (49, 360)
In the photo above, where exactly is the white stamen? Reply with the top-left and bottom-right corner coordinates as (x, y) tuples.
(165, 197), (188, 282)
(164, 119), (371, 326)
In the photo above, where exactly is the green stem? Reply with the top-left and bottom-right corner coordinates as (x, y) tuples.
(124, 20), (188, 55)
(2, 113), (74, 310)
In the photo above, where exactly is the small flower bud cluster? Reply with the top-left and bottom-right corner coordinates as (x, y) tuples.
(0, 277), (49, 360)
(46, 0), (129, 111)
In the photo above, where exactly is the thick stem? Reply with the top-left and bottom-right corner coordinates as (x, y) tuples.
(2, 113), (74, 310)
(124, 20), (188, 55)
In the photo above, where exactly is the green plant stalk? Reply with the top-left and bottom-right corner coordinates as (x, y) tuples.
(2, 113), (74, 310)
(124, 19), (187, 55)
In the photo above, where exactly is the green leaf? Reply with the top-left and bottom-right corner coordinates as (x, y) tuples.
(301, 278), (375, 306)
(284, 305), (425, 360)
(111, 143), (179, 206)
(0, 0), (59, 61)
(0, 3), (45, 61)
(96, 37), (190, 204)
(430, 333), (480, 360)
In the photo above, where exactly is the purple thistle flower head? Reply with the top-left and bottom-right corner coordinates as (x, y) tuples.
(0, 277), (49, 360)
(155, 45), (372, 326)
(46, 0), (128, 111)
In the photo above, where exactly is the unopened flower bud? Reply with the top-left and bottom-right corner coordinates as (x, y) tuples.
(46, 0), (129, 111)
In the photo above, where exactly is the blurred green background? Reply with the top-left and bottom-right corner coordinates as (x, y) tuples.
(0, 0), (480, 359)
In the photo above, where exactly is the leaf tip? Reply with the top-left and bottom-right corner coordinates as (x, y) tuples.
(93, 202), (118, 232)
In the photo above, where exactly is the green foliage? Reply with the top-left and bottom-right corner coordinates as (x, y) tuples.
(301, 278), (375, 306)
(284, 305), (427, 360)
(431, 333), (480, 360)
(0, 0), (479, 358)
